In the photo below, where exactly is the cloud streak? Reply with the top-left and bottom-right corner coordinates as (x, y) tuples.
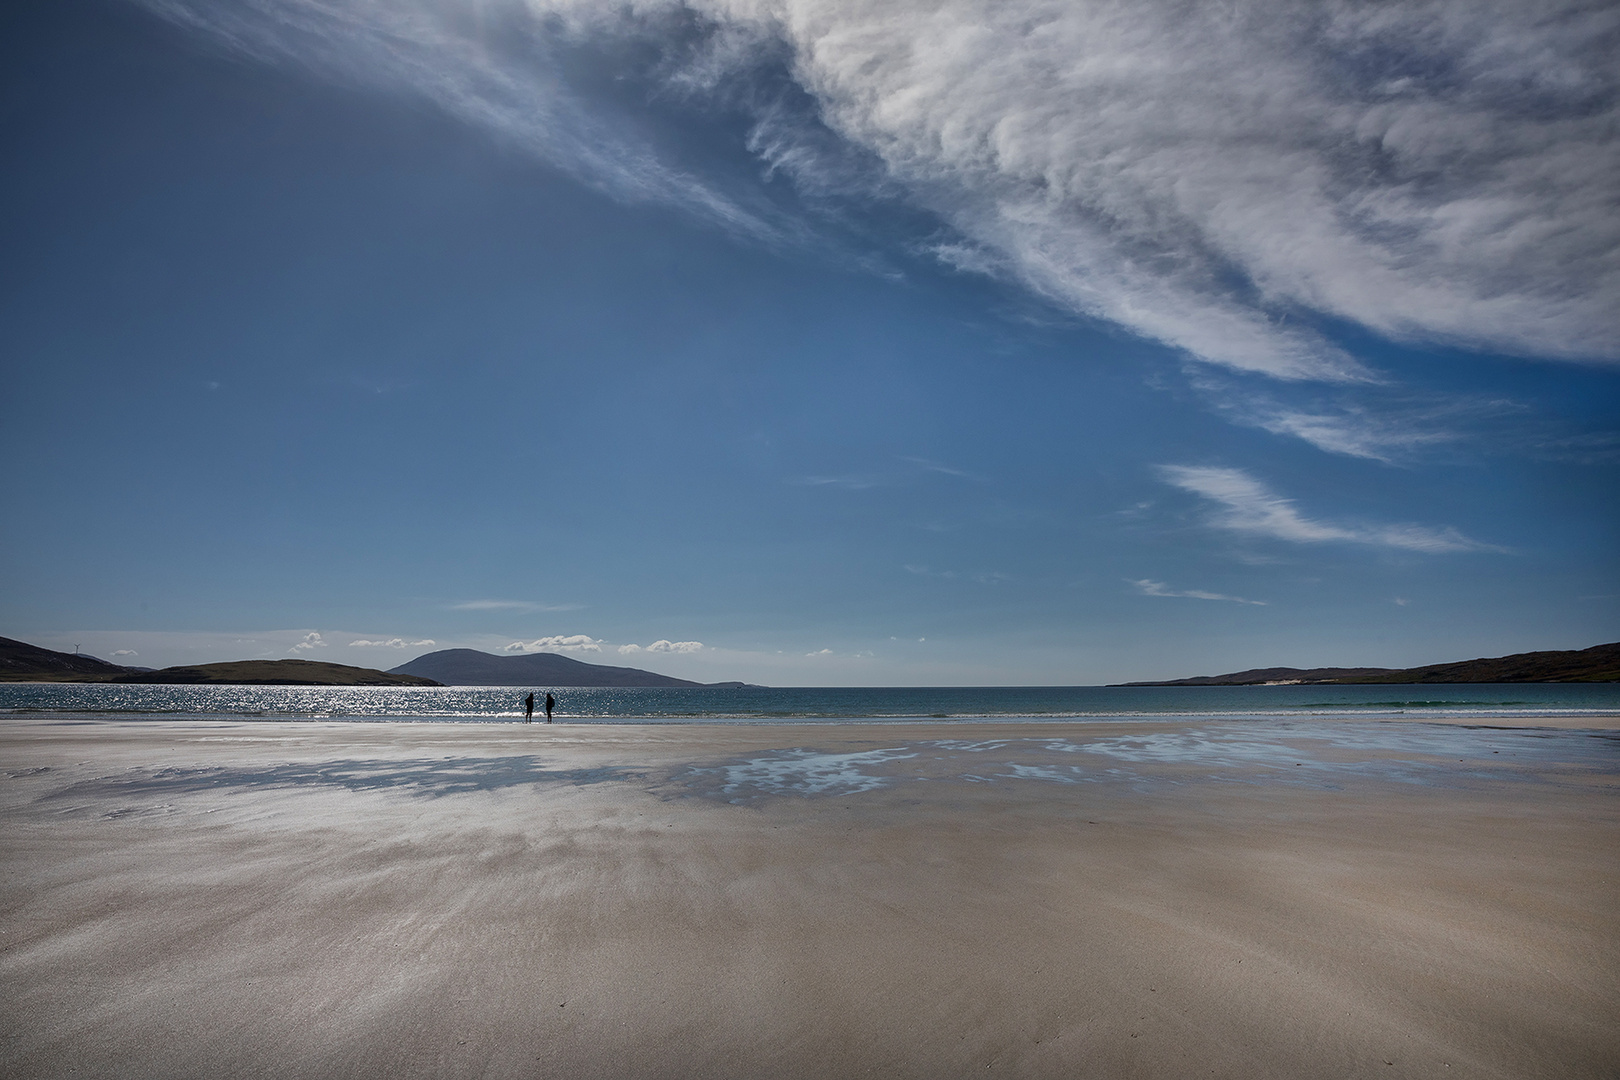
(136, 0), (784, 241)
(1158, 465), (1501, 553)
(349, 637), (437, 648)
(1131, 579), (1265, 605)
(136, 0), (1619, 380)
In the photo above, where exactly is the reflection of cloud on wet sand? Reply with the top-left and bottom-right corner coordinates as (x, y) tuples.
(43, 756), (642, 806)
(32, 726), (1618, 814)
(679, 725), (1620, 802)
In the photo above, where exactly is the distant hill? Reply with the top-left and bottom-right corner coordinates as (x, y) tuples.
(113, 659), (440, 686)
(1118, 642), (1620, 686)
(1118, 665), (1397, 687)
(0, 636), (131, 681)
(390, 648), (748, 688)
(0, 637), (439, 685)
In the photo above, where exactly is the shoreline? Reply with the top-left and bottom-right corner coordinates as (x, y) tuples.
(5, 711), (1620, 729)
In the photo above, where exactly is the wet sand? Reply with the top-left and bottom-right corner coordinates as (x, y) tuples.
(2, 717), (1617, 1078)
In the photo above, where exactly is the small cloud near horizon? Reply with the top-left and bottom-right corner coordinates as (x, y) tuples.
(349, 637), (437, 648)
(505, 635), (603, 653)
(289, 632), (327, 653)
(619, 640), (704, 655)
(646, 640), (703, 654)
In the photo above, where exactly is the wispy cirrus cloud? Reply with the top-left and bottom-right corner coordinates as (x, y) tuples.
(798, 474), (883, 491)
(1190, 374), (1538, 463)
(137, 0), (1619, 379)
(136, 0), (784, 242)
(1158, 465), (1501, 554)
(798, 456), (981, 490)
(903, 565), (1008, 585)
(901, 457), (983, 482)
(1130, 579), (1266, 605)
(1233, 406), (1456, 463)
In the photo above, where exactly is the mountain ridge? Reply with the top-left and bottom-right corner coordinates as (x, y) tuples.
(388, 647), (750, 688)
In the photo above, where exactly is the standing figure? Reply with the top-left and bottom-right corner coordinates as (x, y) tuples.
(545, 692), (555, 723)
(524, 692), (535, 723)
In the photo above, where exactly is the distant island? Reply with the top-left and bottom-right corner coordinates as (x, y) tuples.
(0, 636), (750, 688)
(388, 648), (753, 688)
(11, 633), (1614, 689)
(1116, 641), (1620, 686)
(0, 637), (437, 685)
(114, 660), (440, 686)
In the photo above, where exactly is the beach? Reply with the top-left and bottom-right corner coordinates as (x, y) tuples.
(2, 716), (1617, 1078)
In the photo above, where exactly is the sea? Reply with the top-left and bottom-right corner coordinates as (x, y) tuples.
(1, 681), (1617, 724)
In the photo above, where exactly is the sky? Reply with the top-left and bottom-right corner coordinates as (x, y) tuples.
(1, 0), (1616, 685)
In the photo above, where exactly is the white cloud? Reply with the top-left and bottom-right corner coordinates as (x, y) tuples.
(801, 457), (984, 491)
(1130, 579), (1265, 606)
(1233, 407), (1453, 463)
(348, 638), (437, 648)
(138, 0), (1618, 377)
(110, 649), (139, 657)
(901, 456), (980, 481)
(769, 0), (1619, 375)
(904, 563), (1007, 584)
(1158, 465), (1500, 553)
(1191, 375), (1532, 463)
(136, 0), (783, 242)
(617, 644), (642, 654)
(289, 632), (327, 652)
(798, 474), (883, 490)
(645, 640), (704, 654)
(806, 648), (834, 657)
(505, 635), (603, 653)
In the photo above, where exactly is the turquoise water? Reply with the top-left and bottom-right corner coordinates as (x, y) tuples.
(1, 682), (1616, 722)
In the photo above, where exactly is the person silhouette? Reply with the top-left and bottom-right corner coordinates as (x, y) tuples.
(545, 692), (555, 723)
(523, 692), (534, 723)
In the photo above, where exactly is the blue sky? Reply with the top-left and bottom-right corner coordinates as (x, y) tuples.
(2, 0), (1616, 685)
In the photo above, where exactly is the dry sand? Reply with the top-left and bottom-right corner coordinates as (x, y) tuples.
(1, 716), (1617, 1079)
